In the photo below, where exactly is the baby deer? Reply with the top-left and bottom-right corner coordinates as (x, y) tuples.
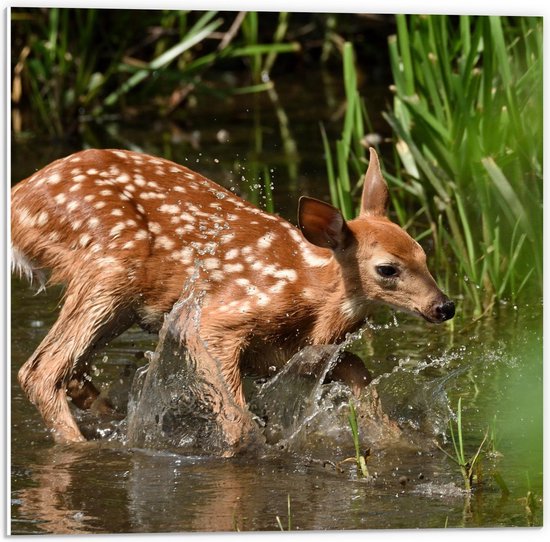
(11, 147), (454, 444)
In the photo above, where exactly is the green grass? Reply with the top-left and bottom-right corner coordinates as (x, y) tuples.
(275, 494), (292, 531)
(385, 15), (542, 313)
(11, 8), (300, 137)
(348, 399), (369, 478)
(322, 16), (542, 314)
(321, 42), (372, 221)
(437, 397), (488, 491)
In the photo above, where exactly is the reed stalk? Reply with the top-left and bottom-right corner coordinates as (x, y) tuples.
(385, 15), (542, 312)
(12, 8), (300, 136)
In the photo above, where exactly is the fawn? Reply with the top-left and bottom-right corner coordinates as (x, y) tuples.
(11, 147), (454, 444)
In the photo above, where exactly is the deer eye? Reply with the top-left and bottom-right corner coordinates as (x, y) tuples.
(376, 264), (399, 278)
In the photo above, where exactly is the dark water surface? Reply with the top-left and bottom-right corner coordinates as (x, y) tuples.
(10, 73), (543, 533)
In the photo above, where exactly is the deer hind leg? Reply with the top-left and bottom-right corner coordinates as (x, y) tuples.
(17, 285), (136, 443)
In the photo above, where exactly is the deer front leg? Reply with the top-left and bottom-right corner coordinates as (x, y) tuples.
(179, 314), (258, 454)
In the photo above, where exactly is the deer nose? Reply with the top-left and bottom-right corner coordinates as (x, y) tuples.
(435, 298), (455, 322)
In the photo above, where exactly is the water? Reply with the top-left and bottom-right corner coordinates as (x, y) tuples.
(10, 72), (543, 533)
(10, 280), (543, 533)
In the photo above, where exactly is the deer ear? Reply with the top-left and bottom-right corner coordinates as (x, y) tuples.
(360, 147), (389, 216)
(298, 197), (352, 250)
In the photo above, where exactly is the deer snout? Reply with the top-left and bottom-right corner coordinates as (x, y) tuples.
(432, 297), (455, 323)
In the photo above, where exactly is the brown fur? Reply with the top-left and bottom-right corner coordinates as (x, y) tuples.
(11, 147), (453, 444)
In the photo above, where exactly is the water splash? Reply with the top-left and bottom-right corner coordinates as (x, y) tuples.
(121, 274), (510, 458)
(126, 276), (263, 456)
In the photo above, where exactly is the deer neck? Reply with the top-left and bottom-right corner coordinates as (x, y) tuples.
(302, 250), (370, 345)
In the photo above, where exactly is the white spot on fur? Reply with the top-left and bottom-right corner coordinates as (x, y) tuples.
(37, 211), (49, 225)
(47, 172), (61, 185)
(224, 263), (243, 273)
(209, 270), (224, 282)
(98, 256), (123, 271)
(130, 154), (144, 164)
(54, 193), (67, 204)
(155, 235), (175, 250)
(203, 258), (220, 270)
(141, 191), (165, 200)
(170, 247), (193, 264)
(301, 246), (332, 267)
(173, 185), (186, 193)
(149, 222), (162, 234)
(180, 212), (195, 223)
(109, 222), (126, 238)
(108, 166), (121, 177)
(270, 281), (287, 294)
(87, 168), (98, 175)
(67, 201), (79, 212)
(122, 240), (135, 250)
(274, 268), (297, 281)
(225, 248), (239, 260)
(256, 293), (270, 306)
(16, 207), (36, 227)
(220, 233), (236, 245)
(79, 233), (92, 247)
(257, 233), (275, 249)
(160, 204), (180, 214)
(288, 228), (303, 244)
(115, 173), (131, 183)
(239, 302), (251, 313)
(111, 208), (123, 217)
(84, 194), (96, 202)
(261, 265), (297, 281)
(135, 229), (149, 240)
(73, 174), (87, 183)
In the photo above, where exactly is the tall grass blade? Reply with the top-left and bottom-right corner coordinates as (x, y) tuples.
(103, 17), (223, 107)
